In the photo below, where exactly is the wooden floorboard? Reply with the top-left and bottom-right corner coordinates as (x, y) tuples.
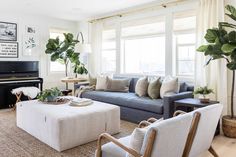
(200, 135), (236, 157)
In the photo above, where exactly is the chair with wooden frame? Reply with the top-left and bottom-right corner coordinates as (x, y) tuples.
(133, 104), (223, 157)
(96, 110), (194, 157)
(96, 104), (223, 157)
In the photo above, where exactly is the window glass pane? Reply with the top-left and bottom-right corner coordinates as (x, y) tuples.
(101, 29), (116, 73)
(174, 16), (196, 31)
(50, 32), (65, 41)
(123, 36), (165, 75)
(178, 61), (194, 76)
(102, 41), (116, 50)
(176, 34), (196, 44)
(101, 50), (116, 73)
(49, 30), (67, 72)
(173, 11), (196, 77)
(102, 29), (116, 40)
(178, 46), (195, 60)
(50, 61), (65, 72)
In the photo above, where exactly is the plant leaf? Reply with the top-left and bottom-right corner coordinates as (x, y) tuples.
(197, 45), (209, 52)
(226, 5), (236, 20)
(204, 29), (218, 43)
(228, 31), (236, 43)
(227, 61), (236, 70)
(222, 43), (236, 53)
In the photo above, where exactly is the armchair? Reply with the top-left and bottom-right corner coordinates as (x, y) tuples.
(96, 111), (194, 157)
(96, 104), (223, 157)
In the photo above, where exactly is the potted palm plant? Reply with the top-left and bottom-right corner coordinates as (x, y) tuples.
(194, 86), (214, 103)
(197, 5), (236, 137)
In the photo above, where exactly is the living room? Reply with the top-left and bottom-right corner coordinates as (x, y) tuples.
(0, 0), (236, 157)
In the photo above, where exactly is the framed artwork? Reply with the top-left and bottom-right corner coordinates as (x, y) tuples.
(0, 42), (18, 58)
(0, 22), (17, 41)
(23, 26), (38, 56)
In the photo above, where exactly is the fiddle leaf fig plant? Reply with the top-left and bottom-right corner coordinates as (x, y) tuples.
(197, 5), (236, 118)
(45, 33), (88, 77)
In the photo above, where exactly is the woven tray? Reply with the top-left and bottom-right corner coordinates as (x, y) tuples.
(39, 98), (71, 105)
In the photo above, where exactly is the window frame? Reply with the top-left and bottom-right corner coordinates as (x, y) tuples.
(174, 24), (196, 79)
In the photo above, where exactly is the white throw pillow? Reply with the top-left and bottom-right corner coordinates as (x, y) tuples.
(95, 76), (108, 90)
(126, 128), (146, 157)
(160, 76), (179, 98)
(135, 77), (149, 97)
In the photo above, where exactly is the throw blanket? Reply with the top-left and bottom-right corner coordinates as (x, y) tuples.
(75, 85), (95, 97)
(12, 87), (40, 99)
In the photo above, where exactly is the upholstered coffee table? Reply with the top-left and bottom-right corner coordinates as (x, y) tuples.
(16, 97), (120, 152)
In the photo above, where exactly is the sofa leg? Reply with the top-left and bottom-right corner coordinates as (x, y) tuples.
(208, 146), (219, 157)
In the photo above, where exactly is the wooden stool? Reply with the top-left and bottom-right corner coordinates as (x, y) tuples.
(11, 92), (32, 110)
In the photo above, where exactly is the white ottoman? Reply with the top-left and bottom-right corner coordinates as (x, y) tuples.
(16, 99), (120, 152)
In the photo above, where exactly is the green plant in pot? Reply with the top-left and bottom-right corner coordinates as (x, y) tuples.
(37, 87), (62, 102)
(197, 5), (236, 138)
(194, 86), (214, 103)
(45, 33), (88, 88)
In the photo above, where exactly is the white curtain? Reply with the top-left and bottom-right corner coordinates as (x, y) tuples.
(195, 0), (228, 114)
(90, 21), (103, 75)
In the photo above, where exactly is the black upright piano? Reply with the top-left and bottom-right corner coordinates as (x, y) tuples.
(0, 61), (43, 109)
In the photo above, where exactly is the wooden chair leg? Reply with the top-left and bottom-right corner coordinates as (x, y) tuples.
(12, 92), (22, 111)
(208, 146), (219, 157)
(96, 135), (103, 157)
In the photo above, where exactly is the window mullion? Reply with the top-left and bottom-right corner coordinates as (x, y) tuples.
(116, 22), (121, 74)
(165, 13), (173, 76)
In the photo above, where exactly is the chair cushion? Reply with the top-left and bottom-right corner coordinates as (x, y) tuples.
(101, 136), (130, 157)
(126, 128), (146, 157)
(141, 113), (193, 157)
(81, 91), (163, 114)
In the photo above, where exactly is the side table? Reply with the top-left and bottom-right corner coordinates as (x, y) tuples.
(174, 98), (220, 135)
(61, 77), (88, 95)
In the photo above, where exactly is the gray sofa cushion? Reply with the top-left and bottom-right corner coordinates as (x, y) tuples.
(81, 91), (163, 114)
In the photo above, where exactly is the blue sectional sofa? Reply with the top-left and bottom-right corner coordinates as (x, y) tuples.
(76, 77), (194, 123)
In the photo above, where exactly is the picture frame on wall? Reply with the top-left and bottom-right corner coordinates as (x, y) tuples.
(23, 25), (39, 56)
(0, 42), (18, 58)
(0, 22), (17, 41)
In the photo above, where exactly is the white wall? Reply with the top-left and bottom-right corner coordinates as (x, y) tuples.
(0, 12), (77, 90)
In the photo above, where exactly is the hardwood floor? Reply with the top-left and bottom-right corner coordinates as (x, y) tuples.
(200, 135), (236, 157)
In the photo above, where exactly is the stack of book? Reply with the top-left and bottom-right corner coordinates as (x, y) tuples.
(70, 98), (93, 107)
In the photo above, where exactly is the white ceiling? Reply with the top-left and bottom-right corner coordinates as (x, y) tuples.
(0, 0), (160, 21)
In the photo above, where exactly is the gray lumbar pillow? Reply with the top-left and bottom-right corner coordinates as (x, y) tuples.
(106, 78), (130, 92)
(135, 77), (149, 97)
(147, 77), (162, 99)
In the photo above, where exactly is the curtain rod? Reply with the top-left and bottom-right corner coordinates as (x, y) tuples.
(89, 0), (189, 23)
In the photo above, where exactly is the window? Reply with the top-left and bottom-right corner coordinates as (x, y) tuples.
(49, 29), (68, 72)
(121, 19), (165, 75)
(173, 13), (196, 77)
(101, 29), (116, 74)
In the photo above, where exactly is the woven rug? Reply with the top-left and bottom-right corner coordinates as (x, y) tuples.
(0, 110), (137, 157)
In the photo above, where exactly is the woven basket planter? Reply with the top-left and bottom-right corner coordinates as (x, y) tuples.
(222, 115), (236, 138)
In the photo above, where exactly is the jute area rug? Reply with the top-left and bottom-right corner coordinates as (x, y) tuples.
(0, 110), (137, 157)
